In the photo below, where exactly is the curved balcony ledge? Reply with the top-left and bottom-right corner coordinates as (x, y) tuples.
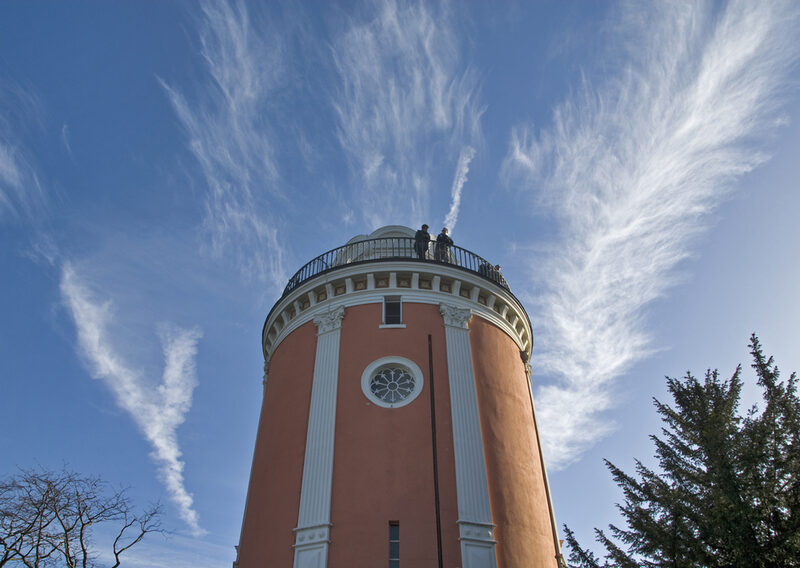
(262, 243), (533, 362)
(282, 237), (509, 298)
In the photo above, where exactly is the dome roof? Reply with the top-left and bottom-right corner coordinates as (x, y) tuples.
(345, 225), (415, 245)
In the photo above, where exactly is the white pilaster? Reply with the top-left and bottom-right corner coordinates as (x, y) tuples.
(440, 304), (497, 568)
(293, 306), (345, 568)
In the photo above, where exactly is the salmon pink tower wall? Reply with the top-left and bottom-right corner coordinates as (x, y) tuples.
(235, 226), (563, 568)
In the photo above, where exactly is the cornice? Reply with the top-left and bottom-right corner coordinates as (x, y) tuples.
(262, 260), (532, 363)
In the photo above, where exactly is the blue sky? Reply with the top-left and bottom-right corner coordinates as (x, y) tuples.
(1, 1), (799, 565)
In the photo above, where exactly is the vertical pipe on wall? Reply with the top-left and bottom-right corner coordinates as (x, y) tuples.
(428, 335), (444, 568)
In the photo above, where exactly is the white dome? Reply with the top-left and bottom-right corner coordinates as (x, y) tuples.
(345, 225), (415, 245)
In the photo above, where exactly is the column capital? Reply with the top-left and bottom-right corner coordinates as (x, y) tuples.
(440, 303), (472, 329)
(313, 306), (345, 334)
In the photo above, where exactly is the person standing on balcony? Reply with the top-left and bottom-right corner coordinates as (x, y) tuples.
(493, 264), (508, 288)
(435, 227), (453, 262)
(414, 224), (430, 259)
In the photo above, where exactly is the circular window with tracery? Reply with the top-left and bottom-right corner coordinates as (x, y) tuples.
(361, 356), (423, 408)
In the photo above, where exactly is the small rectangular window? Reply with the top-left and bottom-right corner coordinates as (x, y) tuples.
(384, 296), (402, 325)
(389, 521), (399, 568)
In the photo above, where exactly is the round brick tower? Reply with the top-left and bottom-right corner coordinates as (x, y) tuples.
(235, 225), (562, 568)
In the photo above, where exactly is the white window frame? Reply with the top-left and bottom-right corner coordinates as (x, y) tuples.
(361, 356), (424, 409)
(380, 295), (405, 328)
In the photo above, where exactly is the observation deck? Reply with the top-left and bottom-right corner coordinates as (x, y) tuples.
(263, 226), (531, 362)
(282, 234), (509, 299)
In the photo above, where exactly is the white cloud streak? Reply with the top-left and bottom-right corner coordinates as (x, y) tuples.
(0, 87), (45, 223)
(503, 0), (799, 469)
(331, 0), (483, 229)
(95, 533), (232, 568)
(60, 264), (205, 536)
(161, 0), (287, 289)
(443, 145), (475, 232)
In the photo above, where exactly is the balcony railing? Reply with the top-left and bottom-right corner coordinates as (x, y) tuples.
(282, 237), (509, 298)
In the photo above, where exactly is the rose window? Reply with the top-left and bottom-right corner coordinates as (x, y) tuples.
(361, 357), (423, 408)
(370, 367), (416, 404)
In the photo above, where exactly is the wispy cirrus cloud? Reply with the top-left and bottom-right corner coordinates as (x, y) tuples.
(60, 264), (205, 536)
(0, 84), (45, 223)
(97, 532), (233, 568)
(503, 0), (799, 469)
(332, 0), (483, 229)
(161, 0), (287, 289)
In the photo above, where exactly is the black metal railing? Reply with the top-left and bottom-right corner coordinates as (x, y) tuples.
(282, 237), (509, 297)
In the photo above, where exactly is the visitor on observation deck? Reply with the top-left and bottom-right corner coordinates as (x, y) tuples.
(414, 224), (430, 259)
(435, 228), (453, 262)
(493, 264), (508, 288)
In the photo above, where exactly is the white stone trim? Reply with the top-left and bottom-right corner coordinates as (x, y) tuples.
(458, 519), (497, 565)
(440, 303), (497, 568)
(457, 519), (496, 544)
(314, 307), (345, 335)
(263, 261), (531, 364)
(360, 356), (424, 409)
(292, 524), (330, 568)
(440, 304), (472, 329)
(293, 307), (344, 568)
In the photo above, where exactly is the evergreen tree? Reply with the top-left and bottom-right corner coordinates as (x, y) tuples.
(566, 335), (800, 568)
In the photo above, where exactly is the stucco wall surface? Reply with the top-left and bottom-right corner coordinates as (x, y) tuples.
(470, 317), (558, 568)
(328, 302), (461, 568)
(238, 321), (317, 567)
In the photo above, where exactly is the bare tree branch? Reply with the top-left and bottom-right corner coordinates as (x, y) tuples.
(0, 468), (161, 568)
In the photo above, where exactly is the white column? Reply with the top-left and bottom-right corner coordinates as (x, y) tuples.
(440, 304), (497, 568)
(293, 306), (345, 568)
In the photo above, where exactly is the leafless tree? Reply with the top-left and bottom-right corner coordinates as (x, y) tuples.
(0, 468), (161, 567)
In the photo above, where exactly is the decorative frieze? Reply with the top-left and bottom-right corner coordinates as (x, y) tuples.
(263, 262), (532, 366)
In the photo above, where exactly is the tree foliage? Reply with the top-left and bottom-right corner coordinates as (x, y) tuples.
(565, 335), (800, 568)
(0, 468), (161, 567)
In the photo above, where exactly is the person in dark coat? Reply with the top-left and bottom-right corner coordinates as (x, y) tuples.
(493, 264), (508, 288)
(414, 224), (430, 259)
(435, 227), (453, 262)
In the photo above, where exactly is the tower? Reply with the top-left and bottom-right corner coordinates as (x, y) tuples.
(236, 225), (561, 568)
